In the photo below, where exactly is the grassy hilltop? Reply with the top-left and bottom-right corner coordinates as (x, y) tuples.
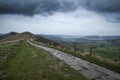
(0, 32), (87, 80)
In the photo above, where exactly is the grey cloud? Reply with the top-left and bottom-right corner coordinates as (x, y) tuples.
(0, 0), (120, 21)
(82, 0), (120, 22)
(0, 0), (77, 16)
(83, 0), (120, 13)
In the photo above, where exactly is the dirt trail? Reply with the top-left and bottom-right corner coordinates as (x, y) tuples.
(28, 41), (120, 80)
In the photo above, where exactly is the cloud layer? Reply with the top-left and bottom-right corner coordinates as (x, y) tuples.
(0, 0), (120, 16)
(0, 0), (77, 16)
(0, 0), (120, 35)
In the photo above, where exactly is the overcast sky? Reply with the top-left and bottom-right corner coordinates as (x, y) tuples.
(0, 0), (120, 35)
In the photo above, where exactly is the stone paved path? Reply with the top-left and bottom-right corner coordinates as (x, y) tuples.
(28, 41), (120, 80)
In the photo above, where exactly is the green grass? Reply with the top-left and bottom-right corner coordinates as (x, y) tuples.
(93, 47), (120, 61)
(0, 40), (88, 80)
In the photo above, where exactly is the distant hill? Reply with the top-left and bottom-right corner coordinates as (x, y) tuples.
(40, 35), (63, 42)
(0, 32), (34, 42)
(40, 35), (120, 42)
(0, 32), (73, 51)
(101, 36), (120, 40)
(0, 32), (61, 47)
(0, 32), (18, 40)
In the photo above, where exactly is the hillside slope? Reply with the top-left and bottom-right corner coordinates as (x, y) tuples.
(0, 32), (18, 40)
(0, 40), (87, 80)
(0, 32), (34, 42)
(0, 32), (87, 80)
(0, 32), (73, 51)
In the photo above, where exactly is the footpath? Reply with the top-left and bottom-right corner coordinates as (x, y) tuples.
(28, 41), (120, 80)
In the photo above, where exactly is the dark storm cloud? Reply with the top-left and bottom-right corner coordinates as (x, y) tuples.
(0, 0), (120, 17)
(80, 0), (120, 13)
(80, 0), (120, 22)
(0, 0), (77, 16)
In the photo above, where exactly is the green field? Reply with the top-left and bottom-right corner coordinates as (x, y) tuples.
(0, 41), (88, 80)
(60, 42), (120, 61)
(93, 46), (120, 61)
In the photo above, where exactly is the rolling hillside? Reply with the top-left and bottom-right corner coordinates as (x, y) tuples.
(0, 32), (18, 40)
(0, 32), (73, 51)
(0, 32), (55, 43)
(0, 40), (87, 80)
(0, 32), (120, 74)
(0, 32), (88, 80)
